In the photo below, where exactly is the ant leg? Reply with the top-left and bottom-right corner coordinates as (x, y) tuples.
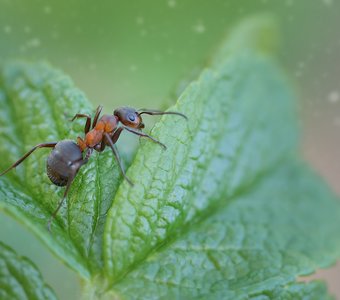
(0, 142), (57, 177)
(104, 132), (134, 186)
(111, 127), (124, 144)
(71, 105), (102, 134)
(138, 109), (188, 120)
(70, 114), (92, 134)
(122, 126), (167, 150)
(46, 173), (74, 232)
(94, 139), (106, 153)
(92, 105), (103, 129)
(47, 158), (88, 231)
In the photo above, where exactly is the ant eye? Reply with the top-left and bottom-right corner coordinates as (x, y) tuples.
(128, 114), (136, 122)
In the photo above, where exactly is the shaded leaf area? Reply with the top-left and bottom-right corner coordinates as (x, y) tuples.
(104, 48), (298, 279)
(110, 162), (340, 299)
(0, 241), (56, 300)
(0, 62), (122, 277)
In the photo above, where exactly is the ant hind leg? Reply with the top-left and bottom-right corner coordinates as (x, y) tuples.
(0, 142), (57, 177)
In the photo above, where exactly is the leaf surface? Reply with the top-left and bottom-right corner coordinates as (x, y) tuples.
(0, 241), (57, 300)
(108, 162), (340, 299)
(104, 19), (298, 280)
(100, 16), (340, 299)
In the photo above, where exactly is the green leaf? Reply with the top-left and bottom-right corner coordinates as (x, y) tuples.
(103, 20), (298, 279)
(1, 15), (340, 300)
(107, 162), (340, 299)
(0, 62), (123, 277)
(0, 241), (57, 300)
(101, 16), (340, 298)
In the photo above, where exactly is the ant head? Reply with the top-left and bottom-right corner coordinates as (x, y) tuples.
(114, 107), (145, 129)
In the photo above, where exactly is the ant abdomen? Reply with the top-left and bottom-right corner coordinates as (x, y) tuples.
(46, 140), (83, 187)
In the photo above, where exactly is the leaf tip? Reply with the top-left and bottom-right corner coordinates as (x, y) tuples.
(213, 14), (280, 66)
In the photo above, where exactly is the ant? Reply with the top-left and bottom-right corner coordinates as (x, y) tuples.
(0, 105), (187, 230)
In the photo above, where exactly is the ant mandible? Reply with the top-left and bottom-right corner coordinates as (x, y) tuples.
(0, 105), (187, 230)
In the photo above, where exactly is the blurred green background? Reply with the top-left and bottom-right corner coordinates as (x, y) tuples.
(0, 0), (339, 299)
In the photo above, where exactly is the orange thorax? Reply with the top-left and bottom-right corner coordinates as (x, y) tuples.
(85, 115), (118, 148)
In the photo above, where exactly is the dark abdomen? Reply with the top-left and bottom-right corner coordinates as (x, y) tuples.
(46, 140), (83, 186)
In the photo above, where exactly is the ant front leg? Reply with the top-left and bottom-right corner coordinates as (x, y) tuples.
(122, 126), (167, 150)
(111, 127), (123, 144)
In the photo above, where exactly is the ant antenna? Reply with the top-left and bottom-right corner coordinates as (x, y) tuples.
(138, 109), (188, 120)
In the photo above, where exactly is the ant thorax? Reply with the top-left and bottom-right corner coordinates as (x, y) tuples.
(96, 115), (118, 133)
